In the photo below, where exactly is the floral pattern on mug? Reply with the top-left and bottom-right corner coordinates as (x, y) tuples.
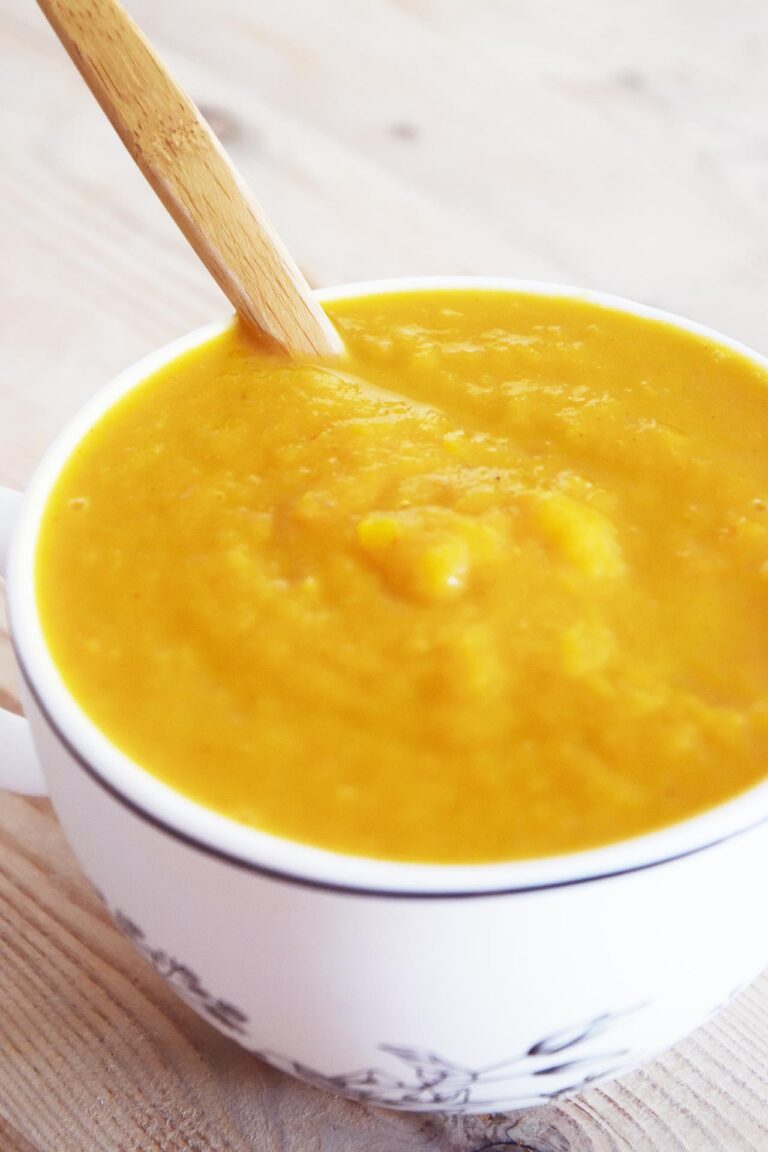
(112, 905), (646, 1111)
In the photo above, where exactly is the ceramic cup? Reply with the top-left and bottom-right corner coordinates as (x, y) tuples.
(2, 277), (768, 1114)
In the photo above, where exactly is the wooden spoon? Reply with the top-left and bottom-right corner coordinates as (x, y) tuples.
(36, 0), (343, 357)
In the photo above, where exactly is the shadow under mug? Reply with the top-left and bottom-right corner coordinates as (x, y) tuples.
(2, 277), (768, 1113)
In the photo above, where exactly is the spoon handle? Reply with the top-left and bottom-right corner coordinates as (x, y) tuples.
(37, 0), (342, 357)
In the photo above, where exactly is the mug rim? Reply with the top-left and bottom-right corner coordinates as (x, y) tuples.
(9, 274), (768, 897)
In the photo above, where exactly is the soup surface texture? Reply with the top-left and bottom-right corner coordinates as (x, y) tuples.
(37, 290), (768, 862)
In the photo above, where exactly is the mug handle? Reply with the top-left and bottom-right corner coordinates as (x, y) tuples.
(0, 486), (47, 795)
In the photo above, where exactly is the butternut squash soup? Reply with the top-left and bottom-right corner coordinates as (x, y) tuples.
(36, 290), (768, 862)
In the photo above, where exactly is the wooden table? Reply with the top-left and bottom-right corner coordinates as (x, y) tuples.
(2, 1), (768, 1147)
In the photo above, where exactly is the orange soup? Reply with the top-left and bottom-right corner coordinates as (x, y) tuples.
(36, 290), (768, 862)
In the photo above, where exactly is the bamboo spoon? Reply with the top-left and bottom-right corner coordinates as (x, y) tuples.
(36, 0), (343, 357)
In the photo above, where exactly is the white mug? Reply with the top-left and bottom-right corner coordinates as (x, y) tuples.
(2, 277), (768, 1114)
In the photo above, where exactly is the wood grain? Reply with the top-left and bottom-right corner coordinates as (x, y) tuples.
(36, 0), (340, 355)
(2, 0), (768, 1147)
